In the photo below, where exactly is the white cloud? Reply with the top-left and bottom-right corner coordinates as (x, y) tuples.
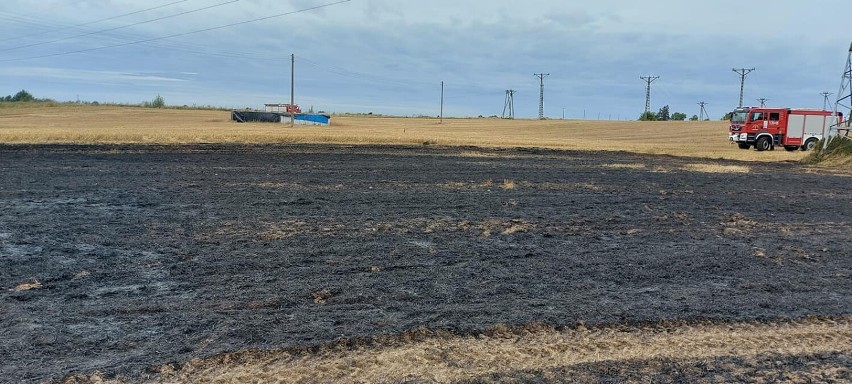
(0, 67), (189, 84)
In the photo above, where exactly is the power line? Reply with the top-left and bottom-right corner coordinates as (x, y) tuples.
(297, 56), (432, 88)
(0, 0), (353, 63)
(301, 56), (510, 109)
(300, 55), (504, 102)
(0, 6), (297, 62)
(0, 0), (190, 44)
(640, 75), (659, 113)
(1, 10), (291, 62)
(0, 11), (82, 30)
(534, 73), (549, 120)
(0, 5), (434, 83)
(732, 68), (755, 107)
(1, 4), (499, 109)
(0, 3), (358, 65)
(0, 0), (239, 53)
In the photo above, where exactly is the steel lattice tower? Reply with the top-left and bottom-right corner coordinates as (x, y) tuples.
(640, 76), (659, 113)
(698, 102), (709, 121)
(502, 90), (515, 119)
(825, 42), (852, 148)
(820, 92), (833, 110)
(534, 73), (550, 119)
(732, 68), (755, 107)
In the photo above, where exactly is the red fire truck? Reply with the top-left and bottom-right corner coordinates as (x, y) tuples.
(728, 107), (843, 151)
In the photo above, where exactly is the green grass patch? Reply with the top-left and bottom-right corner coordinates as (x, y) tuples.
(803, 135), (852, 166)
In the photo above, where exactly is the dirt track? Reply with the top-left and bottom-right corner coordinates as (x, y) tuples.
(1, 144), (850, 382)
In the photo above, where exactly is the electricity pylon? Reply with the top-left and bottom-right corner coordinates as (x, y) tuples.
(534, 73), (550, 119)
(733, 68), (755, 107)
(698, 102), (709, 121)
(825, 42), (852, 148)
(502, 90), (515, 119)
(820, 92), (833, 110)
(640, 75), (659, 113)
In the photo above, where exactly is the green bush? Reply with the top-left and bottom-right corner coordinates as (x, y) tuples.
(638, 111), (657, 121)
(11, 90), (35, 102)
(144, 94), (165, 108)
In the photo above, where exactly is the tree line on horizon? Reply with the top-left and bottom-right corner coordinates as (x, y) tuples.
(639, 105), (711, 121)
(0, 89), (54, 103)
(4, 89), (731, 119)
(0, 89), (170, 109)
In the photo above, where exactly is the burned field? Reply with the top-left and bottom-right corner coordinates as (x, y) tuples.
(0, 144), (850, 382)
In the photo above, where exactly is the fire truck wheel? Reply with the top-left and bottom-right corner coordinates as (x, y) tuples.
(784, 145), (798, 151)
(737, 143), (750, 149)
(755, 136), (771, 151)
(801, 139), (818, 151)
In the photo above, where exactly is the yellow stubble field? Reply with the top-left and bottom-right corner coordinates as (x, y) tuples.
(0, 103), (815, 163)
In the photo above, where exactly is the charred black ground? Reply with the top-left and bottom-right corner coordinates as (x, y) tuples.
(0, 144), (849, 382)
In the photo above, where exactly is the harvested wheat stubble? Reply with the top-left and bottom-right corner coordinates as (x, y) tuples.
(64, 317), (852, 383)
(0, 103), (839, 165)
(12, 279), (42, 292)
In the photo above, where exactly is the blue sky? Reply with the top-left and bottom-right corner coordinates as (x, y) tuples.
(0, 0), (849, 119)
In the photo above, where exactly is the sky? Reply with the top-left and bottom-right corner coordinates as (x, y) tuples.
(0, 0), (849, 119)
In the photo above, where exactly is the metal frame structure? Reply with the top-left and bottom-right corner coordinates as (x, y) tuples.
(698, 101), (709, 121)
(824, 42), (852, 149)
(640, 75), (659, 114)
(502, 89), (515, 119)
(534, 74), (550, 120)
(732, 68), (755, 107)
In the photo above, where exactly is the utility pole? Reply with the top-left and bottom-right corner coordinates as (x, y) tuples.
(732, 67), (755, 107)
(502, 89), (515, 119)
(820, 92), (833, 110)
(757, 98), (768, 107)
(698, 101), (709, 121)
(440, 81), (444, 124)
(640, 75), (660, 114)
(562, 107), (565, 120)
(290, 53), (295, 127)
(534, 73), (550, 119)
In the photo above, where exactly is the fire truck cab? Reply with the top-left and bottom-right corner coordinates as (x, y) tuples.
(729, 107), (841, 151)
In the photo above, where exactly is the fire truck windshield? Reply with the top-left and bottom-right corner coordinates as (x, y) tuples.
(731, 111), (748, 124)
